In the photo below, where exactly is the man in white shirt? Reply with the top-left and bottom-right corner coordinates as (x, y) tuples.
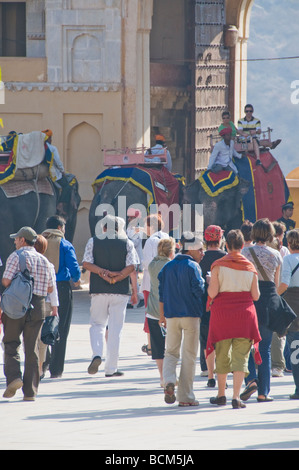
(145, 135), (172, 172)
(207, 127), (243, 174)
(82, 215), (139, 377)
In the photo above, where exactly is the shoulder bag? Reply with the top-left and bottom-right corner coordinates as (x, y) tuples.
(249, 247), (296, 336)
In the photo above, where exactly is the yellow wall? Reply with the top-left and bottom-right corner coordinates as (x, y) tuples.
(286, 167), (299, 227)
(0, 87), (122, 261)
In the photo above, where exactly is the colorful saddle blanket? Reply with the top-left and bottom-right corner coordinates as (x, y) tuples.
(93, 165), (184, 212)
(200, 152), (290, 223)
(198, 169), (239, 197)
(234, 151), (290, 222)
(0, 132), (53, 184)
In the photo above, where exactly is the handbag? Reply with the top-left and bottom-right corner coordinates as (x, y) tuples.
(41, 315), (60, 346)
(249, 248), (296, 336)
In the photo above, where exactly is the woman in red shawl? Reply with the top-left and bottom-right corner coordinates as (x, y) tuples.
(206, 229), (261, 409)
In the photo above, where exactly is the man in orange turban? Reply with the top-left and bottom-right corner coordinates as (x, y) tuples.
(145, 134), (172, 171)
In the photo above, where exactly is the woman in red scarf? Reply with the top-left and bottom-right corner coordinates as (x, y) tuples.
(206, 229), (261, 409)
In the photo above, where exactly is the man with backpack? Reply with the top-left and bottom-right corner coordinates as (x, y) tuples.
(1, 226), (55, 401)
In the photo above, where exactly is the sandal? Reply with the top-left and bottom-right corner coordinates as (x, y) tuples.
(178, 400), (199, 407)
(164, 383), (176, 404)
(240, 380), (258, 402)
(257, 396), (274, 402)
(141, 344), (152, 355)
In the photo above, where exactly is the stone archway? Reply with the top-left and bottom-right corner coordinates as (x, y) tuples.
(66, 120), (102, 260)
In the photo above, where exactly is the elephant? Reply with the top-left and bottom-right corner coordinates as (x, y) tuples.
(89, 168), (250, 238)
(89, 180), (148, 237)
(182, 176), (251, 233)
(0, 174), (80, 286)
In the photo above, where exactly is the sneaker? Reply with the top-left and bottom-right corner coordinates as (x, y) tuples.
(164, 382), (176, 404)
(87, 356), (102, 375)
(3, 378), (23, 399)
(23, 396), (35, 402)
(272, 368), (284, 377)
(200, 370), (208, 377)
(210, 395), (227, 406)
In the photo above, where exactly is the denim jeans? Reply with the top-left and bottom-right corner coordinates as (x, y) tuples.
(246, 323), (273, 397)
(286, 330), (299, 395)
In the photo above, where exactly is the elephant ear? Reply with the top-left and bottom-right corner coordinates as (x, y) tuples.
(237, 177), (250, 196)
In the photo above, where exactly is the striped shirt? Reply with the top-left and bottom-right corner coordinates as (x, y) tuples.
(3, 246), (55, 297)
(238, 116), (261, 134)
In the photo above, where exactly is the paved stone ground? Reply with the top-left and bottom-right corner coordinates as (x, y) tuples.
(0, 286), (299, 451)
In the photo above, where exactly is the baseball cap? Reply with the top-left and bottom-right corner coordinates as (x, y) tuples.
(204, 225), (224, 241)
(10, 226), (37, 242)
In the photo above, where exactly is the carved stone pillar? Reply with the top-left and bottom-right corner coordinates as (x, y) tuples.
(122, 0), (153, 149)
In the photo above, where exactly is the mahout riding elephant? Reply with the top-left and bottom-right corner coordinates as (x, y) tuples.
(183, 150), (290, 233)
(0, 174), (80, 285)
(89, 168), (250, 237)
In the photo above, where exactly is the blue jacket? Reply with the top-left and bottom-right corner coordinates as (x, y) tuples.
(158, 254), (205, 318)
(56, 238), (81, 283)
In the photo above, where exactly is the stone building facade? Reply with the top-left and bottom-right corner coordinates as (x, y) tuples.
(0, 0), (255, 259)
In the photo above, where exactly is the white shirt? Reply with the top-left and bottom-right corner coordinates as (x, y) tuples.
(145, 144), (172, 172)
(141, 231), (169, 291)
(207, 139), (242, 174)
(82, 237), (139, 267)
(127, 223), (143, 268)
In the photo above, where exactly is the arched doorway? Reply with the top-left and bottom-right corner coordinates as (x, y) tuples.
(66, 120), (102, 260)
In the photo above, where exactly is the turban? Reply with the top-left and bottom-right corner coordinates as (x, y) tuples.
(219, 127), (232, 136)
(155, 134), (165, 142)
(42, 129), (53, 137)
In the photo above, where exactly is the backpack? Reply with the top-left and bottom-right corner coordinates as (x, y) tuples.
(0, 250), (34, 320)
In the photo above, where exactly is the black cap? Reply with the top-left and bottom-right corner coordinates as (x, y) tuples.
(282, 202), (294, 210)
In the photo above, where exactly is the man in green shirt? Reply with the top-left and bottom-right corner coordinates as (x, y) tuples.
(218, 111), (237, 138)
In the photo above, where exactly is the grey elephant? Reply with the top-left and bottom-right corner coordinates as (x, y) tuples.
(182, 176), (250, 233)
(0, 174), (80, 286)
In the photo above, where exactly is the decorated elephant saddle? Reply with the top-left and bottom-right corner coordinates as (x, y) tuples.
(0, 131), (53, 184)
(198, 168), (239, 197)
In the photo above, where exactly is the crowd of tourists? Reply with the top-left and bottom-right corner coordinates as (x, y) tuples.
(1, 209), (299, 411)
